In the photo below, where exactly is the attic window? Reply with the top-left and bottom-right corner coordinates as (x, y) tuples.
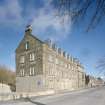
(25, 41), (29, 50)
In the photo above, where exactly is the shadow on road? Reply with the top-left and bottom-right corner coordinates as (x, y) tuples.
(24, 97), (46, 105)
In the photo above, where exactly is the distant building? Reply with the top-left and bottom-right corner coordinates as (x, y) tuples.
(15, 25), (85, 93)
(85, 75), (105, 87)
(96, 77), (105, 86)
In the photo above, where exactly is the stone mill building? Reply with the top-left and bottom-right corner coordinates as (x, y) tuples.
(16, 25), (85, 93)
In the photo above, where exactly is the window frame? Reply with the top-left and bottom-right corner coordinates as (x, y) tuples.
(25, 41), (29, 50)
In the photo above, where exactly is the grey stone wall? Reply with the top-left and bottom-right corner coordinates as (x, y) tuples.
(16, 75), (44, 92)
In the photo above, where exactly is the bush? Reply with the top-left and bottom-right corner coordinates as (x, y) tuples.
(0, 65), (16, 92)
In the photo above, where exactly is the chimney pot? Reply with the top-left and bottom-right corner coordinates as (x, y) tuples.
(25, 25), (32, 35)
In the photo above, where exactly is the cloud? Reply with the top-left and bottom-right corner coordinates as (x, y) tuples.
(0, 0), (72, 42)
(0, 0), (22, 24)
(31, 1), (72, 42)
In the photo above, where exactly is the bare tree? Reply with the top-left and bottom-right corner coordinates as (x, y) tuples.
(51, 0), (105, 31)
(0, 65), (16, 91)
(96, 56), (105, 76)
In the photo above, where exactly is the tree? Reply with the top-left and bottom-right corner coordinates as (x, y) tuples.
(50, 0), (105, 76)
(51, 0), (105, 31)
(96, 57), (105, 76)
(0, 65), (16, 92)
(85, 75), (90, 85)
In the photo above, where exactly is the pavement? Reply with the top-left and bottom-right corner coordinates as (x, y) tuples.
(1, 86), (105, 105)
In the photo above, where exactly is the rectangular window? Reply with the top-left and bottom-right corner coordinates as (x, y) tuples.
(56, 58), (59, 64)
(20, 56), (25, 63)
(20, 69), (24, 76)
(48, 55), (53, 62)
(25, 41), (29, 50)
(29, 53), (35, 61)
(29, 67), (35, 76)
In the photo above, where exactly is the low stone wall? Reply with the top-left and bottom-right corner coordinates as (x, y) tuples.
(0, 90), (55, 101)
(0, 83), (11, 94)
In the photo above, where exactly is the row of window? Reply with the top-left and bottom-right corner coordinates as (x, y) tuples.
(20, 67), (35, 76)
(46, 69), (77, 78)
(46, 64), (77, 78)
(48, 55), (75, 69)
(19, 53), (35, 63)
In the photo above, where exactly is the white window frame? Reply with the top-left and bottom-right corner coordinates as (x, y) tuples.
(25, 42), (29, 50)
(29, 67), (35, 76)
(29, 53), (35, 61)
(20, 69), (24, 76)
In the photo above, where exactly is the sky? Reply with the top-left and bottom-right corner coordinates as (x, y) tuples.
(0, 0), (105, 78)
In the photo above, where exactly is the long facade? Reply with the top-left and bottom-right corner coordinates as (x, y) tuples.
(16, 25), (85, 93)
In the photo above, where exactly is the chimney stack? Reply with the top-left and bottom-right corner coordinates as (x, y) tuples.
(25, 25), (32, 35)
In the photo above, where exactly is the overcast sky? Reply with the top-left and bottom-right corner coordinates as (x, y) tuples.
(0, 0), (105, 77)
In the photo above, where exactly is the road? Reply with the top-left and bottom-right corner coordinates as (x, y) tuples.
(1, 86), (105, 105)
